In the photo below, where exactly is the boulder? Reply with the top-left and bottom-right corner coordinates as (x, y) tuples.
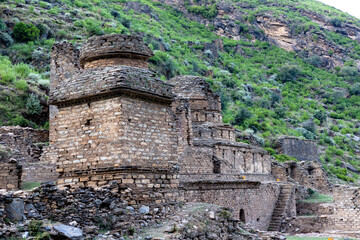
(53, 224), (83, 240)
(5, 198), (24, 221)
(139, 205), (150, 214)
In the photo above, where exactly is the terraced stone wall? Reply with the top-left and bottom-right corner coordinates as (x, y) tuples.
(277, 137), (318, 161)
(180, 182), (280, 231)
(0, 162), (21, 190)
(332, 186), (360, 231)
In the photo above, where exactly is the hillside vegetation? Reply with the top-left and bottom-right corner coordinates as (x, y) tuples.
(0, 0), (360, 183)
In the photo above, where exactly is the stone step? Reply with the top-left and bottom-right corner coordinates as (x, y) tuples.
(269, 222), (281, 226)
(270, 221), (281, 224)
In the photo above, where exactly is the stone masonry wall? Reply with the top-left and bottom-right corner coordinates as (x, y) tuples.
(83, 58), (148, 69)
(0, 126), (55, 187)
(277, 137), (318, 161)
(49, 66), (174, 105)
(79, 34), (153, 68)
(0, 162), (21, 190)
(0, 182), (180, 236)
(52, 96), (178, 187)
(0, 126), (48, 163)
(271, 161), (331, 193)
(180, 182), (280, 231)
(332, 185), (360, 231)
(21, 162), (57, 183)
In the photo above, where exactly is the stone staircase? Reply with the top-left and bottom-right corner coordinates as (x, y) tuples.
(268, 184), (294, 231)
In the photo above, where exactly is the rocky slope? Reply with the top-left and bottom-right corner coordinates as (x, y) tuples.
(0, 0), (360, 183)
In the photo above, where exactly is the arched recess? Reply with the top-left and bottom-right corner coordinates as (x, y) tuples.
(239, 209), (245, 223)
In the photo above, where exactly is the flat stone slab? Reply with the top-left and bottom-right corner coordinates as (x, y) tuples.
(53, 224), (83, 239)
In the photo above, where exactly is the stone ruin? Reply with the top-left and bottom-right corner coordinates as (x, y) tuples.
(276, 137), (319, 162)
(1, 34), (360, 237)
(0, 126), (56, 189)
(44, 34), (283, 231)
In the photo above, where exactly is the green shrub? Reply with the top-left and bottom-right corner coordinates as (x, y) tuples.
(14, 63), (31, 78)
(305, 55), (322, 67)
(350, 83), (360, 95)
(10, 115), (29, 127)
(278, 64), (301, 82)
(265, 147), (276, 155)
(0, 18), (6, 31)
(1, 71), (16, 83)
(12, 22), (40, 42)
(296, 127), (315, 140)
(340, 66), (359, 77)
(187, 3), (218, 20)
(0, 32), (13, 47)
(330, 18), (342, 27)
(26, 93), (42, 115)
(274, 154), (298, 162)
(313, 110), (327, 124)
(43, 121), (49, 130)
(121, 18), (131, 28)
(302, 119), (316, 133)
(29, 220), (43, 236)
(234, 108), (252, 126)
(14, 79), (29, 91)
(274, 105), (287, 119)
(270, 92), (281, 106)
(80, 18), (104, 36)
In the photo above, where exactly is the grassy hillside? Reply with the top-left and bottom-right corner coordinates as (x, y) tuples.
(0, 0), (360, 183)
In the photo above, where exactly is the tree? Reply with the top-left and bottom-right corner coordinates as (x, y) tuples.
(26, 94), (42, 115)
(278, 64), (301, 82)
(313, 110), (327, 124)
(234, 108), (252, 126)
(12, 22), (39, 42)
(350, 83), (360, 95)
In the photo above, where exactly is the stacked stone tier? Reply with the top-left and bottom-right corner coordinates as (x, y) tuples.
(50, 66), (174, 105)
(80, 34), (153, 69)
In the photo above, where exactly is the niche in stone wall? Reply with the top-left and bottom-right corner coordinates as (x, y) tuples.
(240, 209), (246, 223)
(213, 160), (221, 174)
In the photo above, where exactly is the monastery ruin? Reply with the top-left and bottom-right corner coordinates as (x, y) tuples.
(1, 34), (360, 237)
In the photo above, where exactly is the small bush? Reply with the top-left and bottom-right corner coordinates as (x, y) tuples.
(270, 92), (281, 106)
(340, 66), (359, 77)
(305, 55), (322, 67)
(0, 18), (6, 31)
(0, 32), (13, 47)
(1, 71), (16, 83)
(302, 119), (316, 134)
(14, 79), (29, 91)
(350, 83), (360, 95)
(313, 110), (327, 124)
(274, 105), (287, 119)
(26, 93), (42, 115)
(219, 209), (232, 219)
(265, 147), (276, 155)
(29, 220), (43, 236)
(187, 3), (218, 20)
(274, 154), (298, 162)
(330, 18), (342, 27)
(234, 108), (252, 126)
(110, 10), (120, 19)
(13, 22), (40, 42)
(14, 63), (31, 78)
(121, 18), (131, 28)
(296, 127), (315, 140)
(278, 64), (301, 82)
